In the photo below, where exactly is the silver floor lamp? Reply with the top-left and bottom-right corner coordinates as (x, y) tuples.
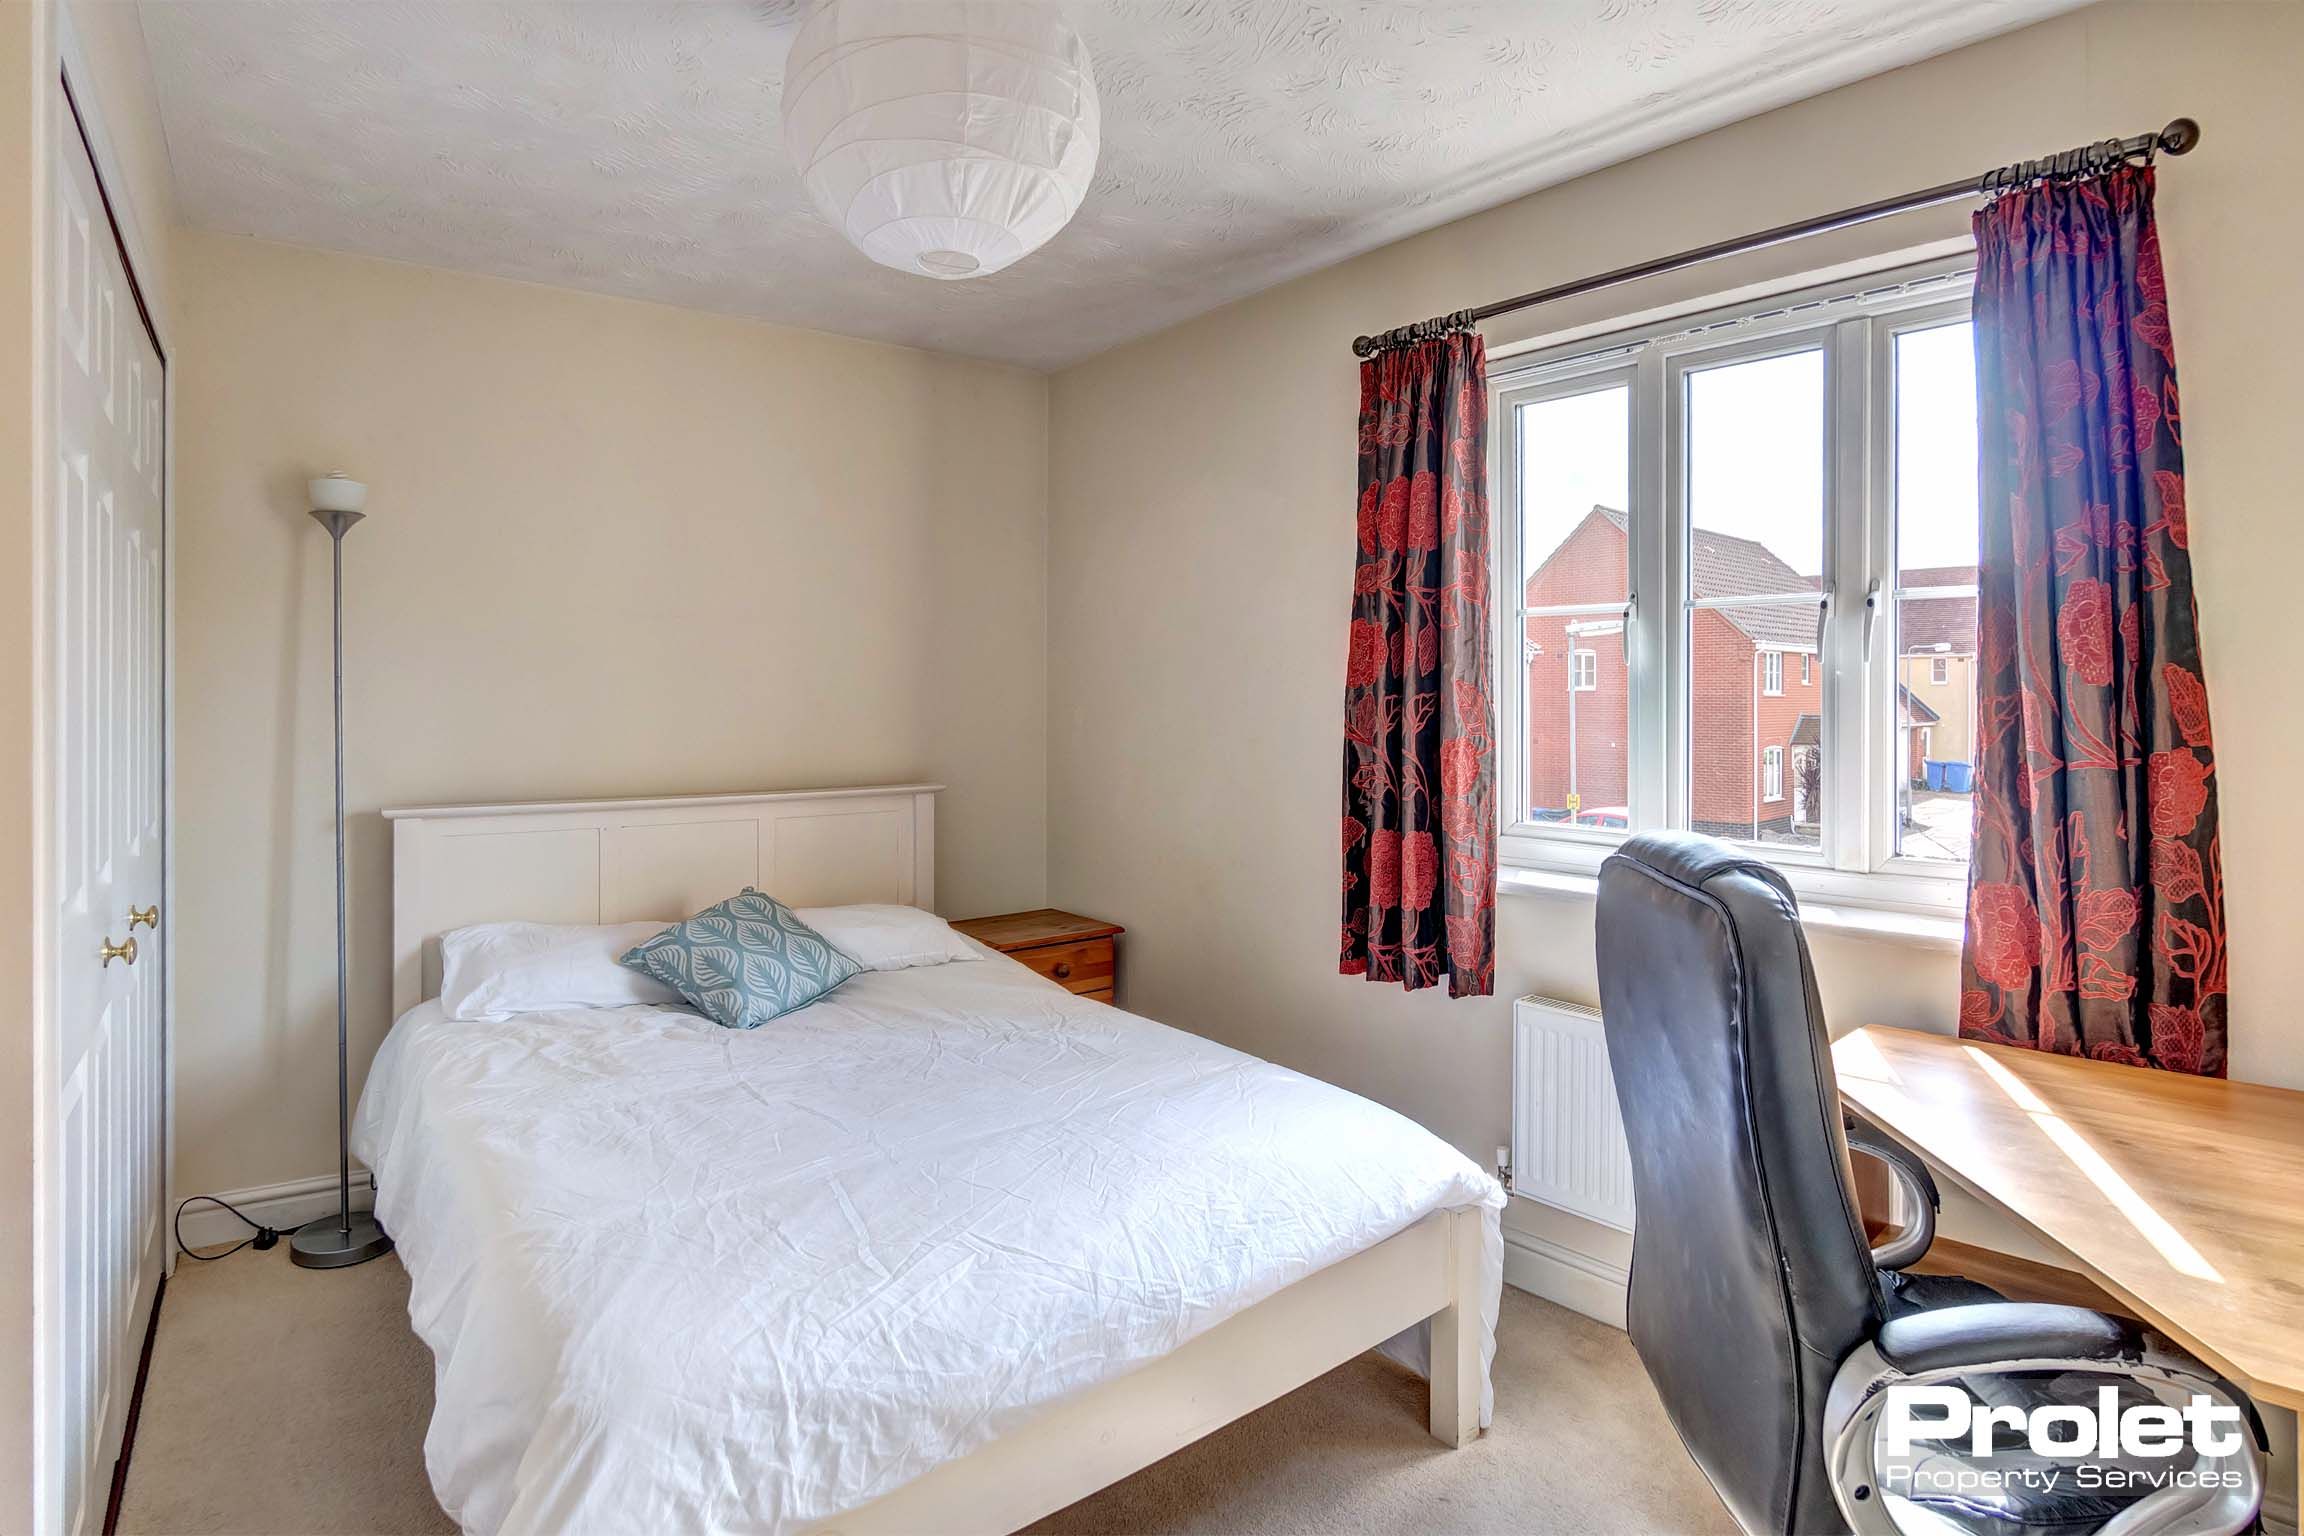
(292, 472), (395, 1269)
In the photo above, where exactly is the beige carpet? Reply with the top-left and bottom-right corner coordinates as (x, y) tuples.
(118, 1246), (1732, 1536)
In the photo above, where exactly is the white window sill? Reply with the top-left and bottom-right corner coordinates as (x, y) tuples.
(1497, 865), (1964, 951)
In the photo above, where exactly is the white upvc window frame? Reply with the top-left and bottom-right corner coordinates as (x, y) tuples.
(1570, 648), (1598, 692)
(1763, 745), (1785, 802)
(1931, 655), (1951, 685)
(1761, 650), (1785, 696)
(1491, 257), (1976, 915)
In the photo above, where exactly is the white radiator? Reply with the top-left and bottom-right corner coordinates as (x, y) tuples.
(1511, 995), (1637, 1232)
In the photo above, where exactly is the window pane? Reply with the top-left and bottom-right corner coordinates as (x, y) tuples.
(1685, 347), (1826, 850)
(1687, 604), (1823, 848)
(1687, 349), (1825, 597)
(1891, 320), (1979, 863)
(1893, 322), (1979, 573)
(1523, 626), (1628, 826)
(1519, 386), (1630, 601)
(1519, 384), (1630, 826)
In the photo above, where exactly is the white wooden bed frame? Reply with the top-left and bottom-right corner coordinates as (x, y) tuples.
(384, 785), (1487, 1536)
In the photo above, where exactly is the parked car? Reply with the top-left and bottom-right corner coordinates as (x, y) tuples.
(1529, 805), (1630, 829)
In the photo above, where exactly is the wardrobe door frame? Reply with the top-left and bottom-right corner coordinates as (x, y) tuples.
(42, 14), (177, 1535)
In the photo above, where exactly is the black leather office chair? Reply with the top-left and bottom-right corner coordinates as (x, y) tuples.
(1594, 832), (2262, 1536)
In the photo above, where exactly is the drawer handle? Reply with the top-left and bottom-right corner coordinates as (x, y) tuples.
(101, 936), (138, 968)
(1052, 961), (1072, 980)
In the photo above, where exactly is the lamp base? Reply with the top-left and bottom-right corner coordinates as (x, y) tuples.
(289, 1210), (394, 1269)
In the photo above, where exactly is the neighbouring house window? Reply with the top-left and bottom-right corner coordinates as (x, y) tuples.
(1494, 259), (1977, 909)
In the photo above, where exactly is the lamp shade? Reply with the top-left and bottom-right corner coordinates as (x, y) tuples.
(309, 472), (368, 514)
(781, 0), (1099, 281)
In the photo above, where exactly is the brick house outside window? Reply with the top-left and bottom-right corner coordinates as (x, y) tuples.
(1525, 505), (1823, 839)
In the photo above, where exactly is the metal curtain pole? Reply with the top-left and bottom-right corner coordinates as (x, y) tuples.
(1350, 119), (2200, 358)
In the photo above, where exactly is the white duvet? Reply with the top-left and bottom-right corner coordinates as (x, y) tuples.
(352, 950), (1505, 1535)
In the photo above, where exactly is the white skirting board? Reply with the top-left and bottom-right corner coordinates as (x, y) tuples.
(1502, 1225), (1628, 1331)
(171, 1172), (377, 1254)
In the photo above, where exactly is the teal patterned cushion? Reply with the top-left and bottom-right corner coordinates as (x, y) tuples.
(618, 889), (861, 1029)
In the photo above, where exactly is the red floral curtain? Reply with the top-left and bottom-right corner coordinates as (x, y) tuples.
(1961, 164), (2226, 1075)
(1340, 330), (1496, 997)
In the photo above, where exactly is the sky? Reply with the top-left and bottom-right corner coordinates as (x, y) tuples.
(1518, 318), (1980, 586)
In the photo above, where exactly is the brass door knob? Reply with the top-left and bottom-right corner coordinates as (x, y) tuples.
(100, 936), (137, 968)
(1052, 961), (1072, 980)
(128, 904), (160, 931)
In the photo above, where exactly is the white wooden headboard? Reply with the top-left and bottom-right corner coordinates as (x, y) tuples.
(383, 784), (942, 1014)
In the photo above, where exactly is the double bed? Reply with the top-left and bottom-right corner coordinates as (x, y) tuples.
(357, 785), (1504, 1535)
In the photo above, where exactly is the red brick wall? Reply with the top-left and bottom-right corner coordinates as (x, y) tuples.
(1523, 517), (1629, 818)
(1689, 610), (1821, 836)
(1522, 514), (1822, 837)
(1525, 625), (1628, 816)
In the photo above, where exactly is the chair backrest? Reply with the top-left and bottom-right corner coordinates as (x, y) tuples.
(1595, 832), (1882, 1536)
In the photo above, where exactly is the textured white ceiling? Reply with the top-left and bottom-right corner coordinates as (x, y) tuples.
(139, 0), (2083, 370)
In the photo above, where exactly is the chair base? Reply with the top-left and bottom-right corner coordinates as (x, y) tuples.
(1825, 1330), (2264, 1536)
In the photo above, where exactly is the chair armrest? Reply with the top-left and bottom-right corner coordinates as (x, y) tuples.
(1876, 1301), (2143, 1373)
(1845, 1116), (1939, 1271)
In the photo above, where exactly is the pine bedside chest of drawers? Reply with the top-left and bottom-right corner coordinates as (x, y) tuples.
(951, 908), (1123, 1006)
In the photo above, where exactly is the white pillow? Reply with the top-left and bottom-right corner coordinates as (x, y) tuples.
(438, 920), (683, 1021)
(795, 904), (979, 972)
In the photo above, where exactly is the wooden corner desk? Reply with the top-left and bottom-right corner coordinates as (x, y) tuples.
(1834, 1025), (2304, 1524)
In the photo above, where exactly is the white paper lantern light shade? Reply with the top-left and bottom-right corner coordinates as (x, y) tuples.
(781, 1), (1100, 280)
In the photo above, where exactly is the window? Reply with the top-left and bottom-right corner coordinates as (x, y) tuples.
(1511, 381), (1631, 827)
(1494, 261), (1977, 910)
(1891, 316), (1983, 865)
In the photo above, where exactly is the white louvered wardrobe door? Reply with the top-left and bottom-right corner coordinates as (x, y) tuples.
(47, 81), (167, 1536)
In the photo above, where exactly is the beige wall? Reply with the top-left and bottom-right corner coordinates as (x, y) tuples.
(0, 5), (54, 1518)
(60, 0), (177, 322)
(1046, 0), (2304, 1269)
(172, 232), (1050, 1199)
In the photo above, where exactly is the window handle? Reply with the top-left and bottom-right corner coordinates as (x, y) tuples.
(1814, 592), (1831, 656)
(1861, 579), (1882, 665)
